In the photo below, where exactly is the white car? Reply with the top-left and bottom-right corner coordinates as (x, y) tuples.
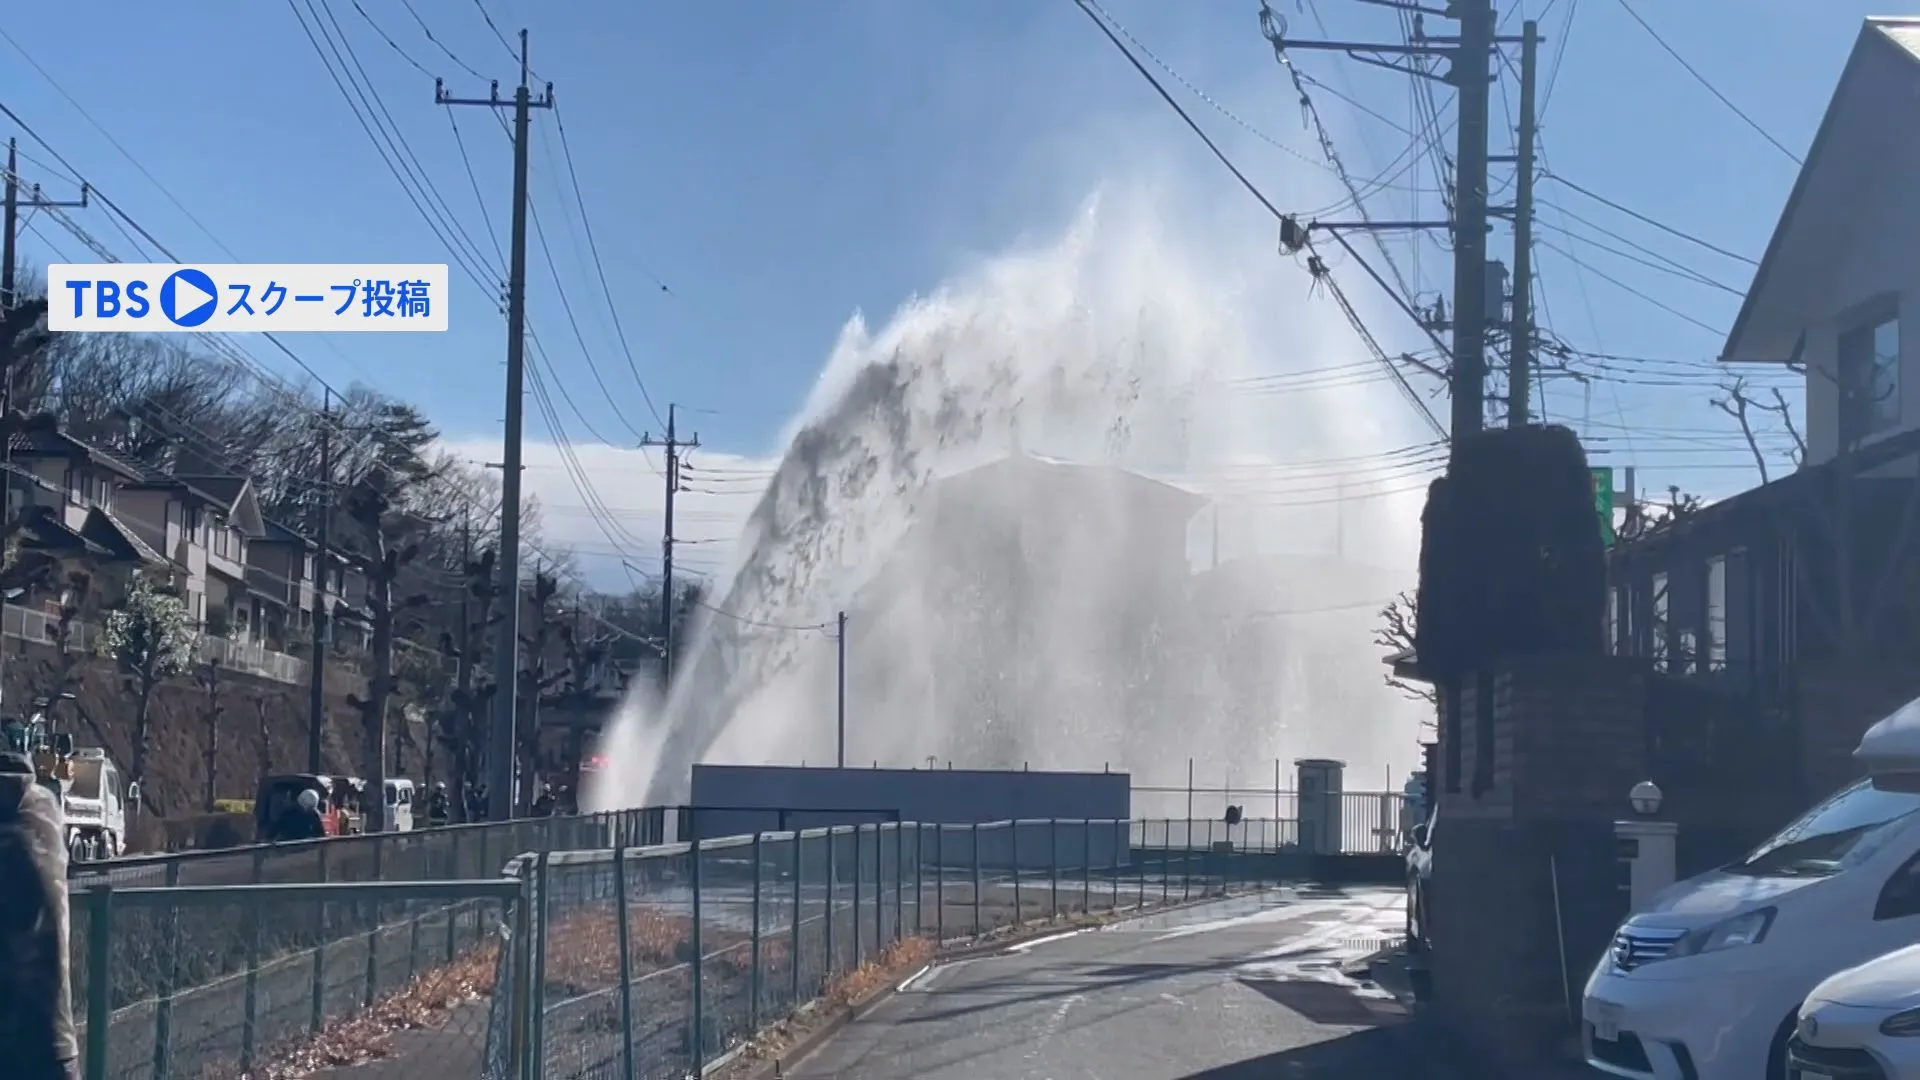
(1791, 943), (1920, 1079)
(1584, 693), (1920, 1080)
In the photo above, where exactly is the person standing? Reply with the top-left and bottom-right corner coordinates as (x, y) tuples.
(0, 745), (77, 1078)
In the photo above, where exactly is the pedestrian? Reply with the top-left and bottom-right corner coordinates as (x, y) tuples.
(273, 788), (327, 842)
(0, 743), (77, 1079)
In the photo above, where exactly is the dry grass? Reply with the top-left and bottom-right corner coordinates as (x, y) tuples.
(208, 900), (768, 1079)
(715, 935), (939, 1078)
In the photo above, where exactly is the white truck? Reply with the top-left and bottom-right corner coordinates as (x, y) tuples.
(62, 747), (131, 862)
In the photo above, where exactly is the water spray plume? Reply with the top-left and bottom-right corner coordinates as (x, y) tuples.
(589, 187), (1432, 812)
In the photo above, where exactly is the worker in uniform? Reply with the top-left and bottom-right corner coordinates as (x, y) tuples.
(0, 741), (77, 1078)
(426, 782), (451, 828)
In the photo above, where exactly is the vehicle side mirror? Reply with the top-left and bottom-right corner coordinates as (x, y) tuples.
(1410, 822), (1429, 848)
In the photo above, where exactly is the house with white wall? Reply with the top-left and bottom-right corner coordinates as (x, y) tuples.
(1606, 15), (1920, 704)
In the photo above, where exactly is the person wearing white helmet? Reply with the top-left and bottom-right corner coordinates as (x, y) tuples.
(273, 788), (327, 842)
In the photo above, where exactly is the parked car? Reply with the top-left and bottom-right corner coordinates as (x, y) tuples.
(1583, 694), (1920, 1080)
(1790, 942), (1920, 1079)
(1405, 803), (1435, 952)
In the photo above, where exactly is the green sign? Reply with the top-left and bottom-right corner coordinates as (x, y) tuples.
(1591, 467), (1615, 548)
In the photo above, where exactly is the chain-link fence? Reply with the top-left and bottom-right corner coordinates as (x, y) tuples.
(73, 878), (527, 1080)
(512, 817), (1271, 1080)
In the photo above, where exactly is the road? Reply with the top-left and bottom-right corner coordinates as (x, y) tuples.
(785, 888), (1433, 1080)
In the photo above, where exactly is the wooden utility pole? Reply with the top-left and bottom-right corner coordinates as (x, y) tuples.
(641, 404), (698, 684)
(438, 31), (554, 822)
(1505, 21), (1541, 426)
(306, 390), (332, 774)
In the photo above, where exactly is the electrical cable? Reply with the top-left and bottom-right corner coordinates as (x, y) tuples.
(1613, 0), (1802, 165)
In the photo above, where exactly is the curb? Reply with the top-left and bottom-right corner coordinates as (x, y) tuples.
(732, 886), (1282, 1079)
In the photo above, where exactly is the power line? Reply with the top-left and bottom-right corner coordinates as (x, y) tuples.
(1613, 0), (1802, 165)
(1543, 171), (1757, 266)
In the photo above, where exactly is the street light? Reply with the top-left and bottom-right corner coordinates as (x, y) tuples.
(1629, 780), (1663, 817)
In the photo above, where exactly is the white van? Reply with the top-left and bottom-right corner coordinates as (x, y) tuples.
(1584, 696), (1920, 1080)
(383, 778), (416, 832)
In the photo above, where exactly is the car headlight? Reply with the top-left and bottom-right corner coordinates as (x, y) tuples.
(1668, 908), (1775, 958)
(1882, 1008), (1920, 1038)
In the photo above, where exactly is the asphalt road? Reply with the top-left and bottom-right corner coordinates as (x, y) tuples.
(786, 888), (1432, 1080)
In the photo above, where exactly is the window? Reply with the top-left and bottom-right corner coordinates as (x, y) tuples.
(1706, 555), (1728, 672)
(1840, 310), (1901, 443)
(1607, 587), (1622, 655)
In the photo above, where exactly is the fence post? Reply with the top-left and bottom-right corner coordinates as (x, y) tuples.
(1181, 816), (1192, 901)
(1205, 818), (1217, 897)
(1011, 822), (1022, 927)
(851, 826), (864, 968)
(894, 821), (904, 943)
(874, 827), (885, 952)
(365, 836), (386, 1007)
(532, 851), (551, 1075)
(690, 837), (706, 1074)
(749, 832), (763, 1032)
(1048, 820), (1059, 922)
(1120, 820), (1132, 911)
(789, 831), (803, 1002)
(447, 829), (464, 963)
(970, 822), (981, 938)
(1081, 819), (1092, 914)
(84, 884), (112, 1080)
(1161, 820), (1172, 905)
(241, 847), (266, 1071)
(311, 843), (331, 1034)
(825, 829), (838, 973)
(614, 845), (636, 1080)
(913, 823), (924, 936)
(151, 859), (182, 1078)
(934, 825), (945, 942)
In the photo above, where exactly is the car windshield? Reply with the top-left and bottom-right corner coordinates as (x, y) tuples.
(1731, 779), (1920, 877)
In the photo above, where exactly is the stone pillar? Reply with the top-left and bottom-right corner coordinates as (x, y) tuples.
(1428, 654), (1647, 1071)
(1616, 818), (1677, 913)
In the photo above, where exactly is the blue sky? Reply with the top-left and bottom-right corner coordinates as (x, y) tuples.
(0, 0), (1888, 586)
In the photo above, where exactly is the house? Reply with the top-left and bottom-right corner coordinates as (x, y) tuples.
(1605, 16), (1920, 794)
(117, 473), (265, 636)
(2, 418), (167, 606)
(246, 520), (316, 652)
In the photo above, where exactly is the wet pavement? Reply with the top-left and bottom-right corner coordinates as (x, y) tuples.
(784, 887), (1451, 1079)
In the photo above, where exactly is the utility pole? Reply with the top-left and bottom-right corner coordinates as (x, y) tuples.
(438, 31), (554, 823)
(836, 610), (848, 768)
(307, 390), (332, 775)
(1, 140), (86, 710)
(1259, 1), (1519, 463)
(3, 138), (89, 309)
(453, 511), (475, 816)
(640, 404), (699, 685)
(1504, 20), (1541, 427)
(1448, 0), (1496, 447)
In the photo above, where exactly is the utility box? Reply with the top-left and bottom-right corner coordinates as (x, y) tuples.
(1295, 758), (1347, 855)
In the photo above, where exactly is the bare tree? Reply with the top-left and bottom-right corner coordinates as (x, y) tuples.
(198, 659), (224, 812)
(1375, 591), (1437, 707)
(1713, 375), (1807, 484)
(341, 465), (426, 832)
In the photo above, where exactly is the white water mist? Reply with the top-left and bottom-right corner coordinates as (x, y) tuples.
(588, 185), (1433, 811)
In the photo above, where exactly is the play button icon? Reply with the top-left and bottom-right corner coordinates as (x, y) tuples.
(159, 268), (218, 328)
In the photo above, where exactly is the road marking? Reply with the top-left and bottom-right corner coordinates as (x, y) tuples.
(1003, 929), (1088, 954)
(895, 964), (934, 993)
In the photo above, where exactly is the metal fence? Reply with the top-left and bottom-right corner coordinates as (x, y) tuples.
(68, 811), (652, 889)
(74, 814), (1379, 1080)
(508, 818), (1271, 1080)
(73, 878), (526, 1080)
